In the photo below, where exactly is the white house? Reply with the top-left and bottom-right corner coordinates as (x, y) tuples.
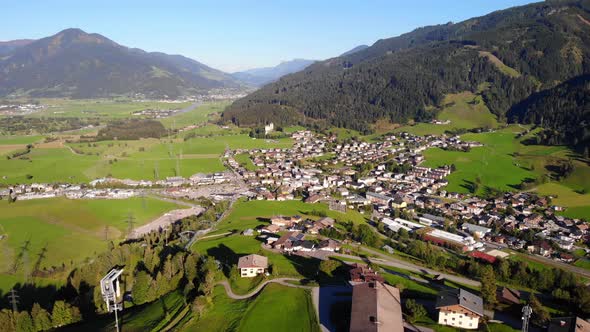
(436, 288), (483, 330)
(237, 254), (268, 278)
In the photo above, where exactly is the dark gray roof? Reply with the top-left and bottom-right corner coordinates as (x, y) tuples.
(435, 288), (484, 316)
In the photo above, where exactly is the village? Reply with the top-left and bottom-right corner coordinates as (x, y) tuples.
(3, 129), (588, 271)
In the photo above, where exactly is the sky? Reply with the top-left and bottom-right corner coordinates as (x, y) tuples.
(1, 0), (538, 72)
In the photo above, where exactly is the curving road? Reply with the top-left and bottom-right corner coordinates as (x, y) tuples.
(216, 278), (315, 300)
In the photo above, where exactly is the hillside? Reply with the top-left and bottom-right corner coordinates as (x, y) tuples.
(0, 28), (240, 98)
(508, 74), (590, 149)
(224, 0), (590, 140)
(0, 39), (34, 55)
(232, 59), (316, 86)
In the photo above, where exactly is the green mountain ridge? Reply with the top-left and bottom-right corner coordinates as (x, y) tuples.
(224, 0), (590, 147)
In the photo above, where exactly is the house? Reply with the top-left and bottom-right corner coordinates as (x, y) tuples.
(497, 287), (521, 305)
(273, 232), (305, 251)
(237, 254), (268, 278)
(349, 263), (384, 283)
(462, 223), (491, 238)
(548, 317), (590, 332)
(436, 288), (484, 330)
(317, 239), (341, 252)
(349, 282), (403, 332)
(366, 191), (392, 205)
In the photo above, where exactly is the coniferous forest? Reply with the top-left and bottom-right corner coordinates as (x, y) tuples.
(224, 0), (590, 149)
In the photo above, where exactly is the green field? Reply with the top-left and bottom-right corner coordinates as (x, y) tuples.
(0, 197), (180, 291)
(0, 135), (44, 145)
(394, 92), (499, 136)
(192, 200), (368, 293)
(422, 126), (535, 194)
(0, 134), (292, 184)
(30, 98), (192, 119)
(182, 284), (319, 332)
(159, 101), (231, 128)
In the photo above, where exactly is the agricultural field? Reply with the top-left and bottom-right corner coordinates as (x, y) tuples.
(0, 133), (292, 184)
(29, 98), (193, 119)
(159, 101), (231, 128)
(0, 197), (180, 292)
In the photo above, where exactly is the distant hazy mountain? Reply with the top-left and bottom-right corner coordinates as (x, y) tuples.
(232, 59), (316, 86)
(340, 44), (369, 57)
(0, 39), (35, 55)
(0, 28), (240, 98)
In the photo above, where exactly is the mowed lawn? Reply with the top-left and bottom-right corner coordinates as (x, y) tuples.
(237, 283), (319, 332)
(422, 127), (534, 194)
(0, 197), (179, 285)
(182, 284), (319, 332)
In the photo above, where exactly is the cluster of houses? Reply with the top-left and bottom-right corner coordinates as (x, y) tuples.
(1, 184), (136, 200)
(226, 130), (587, 266)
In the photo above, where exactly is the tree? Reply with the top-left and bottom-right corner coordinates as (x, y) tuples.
(480, 265), (497, 308)
(0, 310), (15, 332)
(405, 299), (427, 323)
(31, 303), (52, 331)
(529, 294), (550, 326)
(16, 311), (35, 332)
(132, 270), (154, 304)
(319, 260), (341, 277)
(51, 301), (73, 328)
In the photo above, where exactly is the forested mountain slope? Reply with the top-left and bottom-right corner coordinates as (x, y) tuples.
(224, 0), (590, 145)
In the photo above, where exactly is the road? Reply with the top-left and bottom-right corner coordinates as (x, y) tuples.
(185, 196), (239, 250)
(333, 246), (481, 288)
(216, 278), (314, 300)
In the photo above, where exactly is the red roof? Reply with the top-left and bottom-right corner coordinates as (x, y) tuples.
(469, 251), (497, 264)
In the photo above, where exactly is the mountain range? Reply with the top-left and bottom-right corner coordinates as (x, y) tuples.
(0, 28), (240, 98)
(231, 59), (316, 87)
(224, 0), (590, 148)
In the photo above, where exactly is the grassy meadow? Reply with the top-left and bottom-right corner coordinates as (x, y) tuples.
(394, 92), (499, 136)
(30, 98), (192, 119)
(0, 197), (180, 292)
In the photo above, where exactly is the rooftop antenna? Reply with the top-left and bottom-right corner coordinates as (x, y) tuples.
(100, 268), (124, 332)
(521, 304), (532, 332)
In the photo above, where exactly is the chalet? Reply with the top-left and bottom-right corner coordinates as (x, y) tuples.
(436, 288), (484, 330)
(349, 282), (403, 332)
(317, 239), (341, 252)
(237, 254), (268, 278)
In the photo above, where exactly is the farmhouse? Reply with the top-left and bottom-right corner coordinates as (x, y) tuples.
(436, 288), (484, 329)
(349, 282), (403, 332)
(237, 254), (268, 278)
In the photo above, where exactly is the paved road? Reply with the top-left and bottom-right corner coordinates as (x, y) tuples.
(217, 278), (315, 300)
(334, 246), (481, 288)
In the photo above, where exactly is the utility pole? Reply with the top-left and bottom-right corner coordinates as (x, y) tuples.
(126, 212), (136, 237)
(522, 304), (532, 332)
(9, 289), (19, 312)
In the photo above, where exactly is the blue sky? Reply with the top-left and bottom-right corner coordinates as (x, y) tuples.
(2, 0), (537, 72)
